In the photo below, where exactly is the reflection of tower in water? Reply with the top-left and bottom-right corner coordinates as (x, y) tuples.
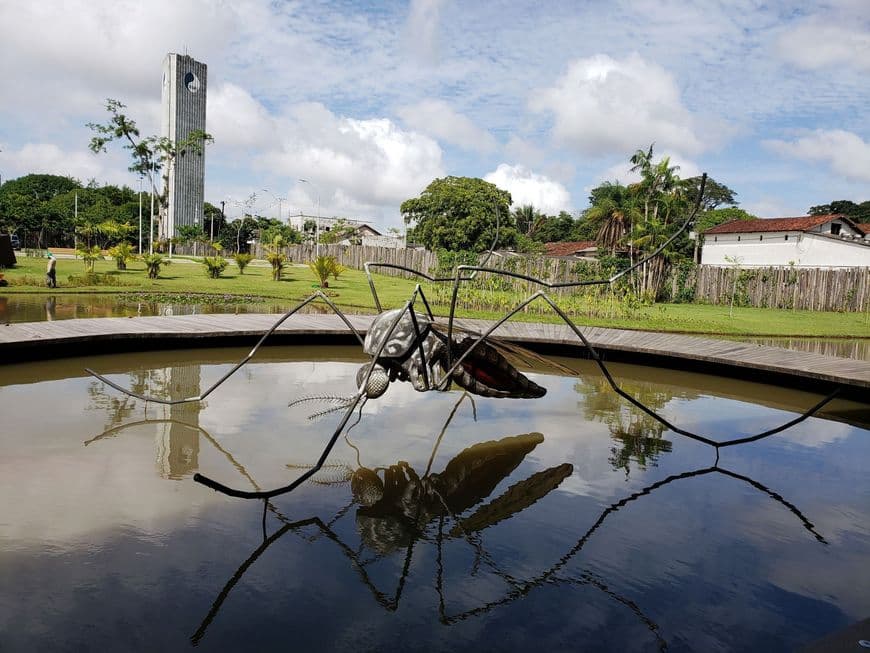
(156, 363), (201, 479)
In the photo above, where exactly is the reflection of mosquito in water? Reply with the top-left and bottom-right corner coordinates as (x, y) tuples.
(86, 172), (844, 500)
(86, 392), (823, 651)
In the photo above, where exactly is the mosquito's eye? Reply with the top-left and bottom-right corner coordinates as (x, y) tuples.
(357, 363), (389, 399)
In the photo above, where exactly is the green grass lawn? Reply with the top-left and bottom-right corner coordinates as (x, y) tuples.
(3, 254), (869, 337)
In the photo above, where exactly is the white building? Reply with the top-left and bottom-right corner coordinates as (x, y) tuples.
(701, 214), (870, 268)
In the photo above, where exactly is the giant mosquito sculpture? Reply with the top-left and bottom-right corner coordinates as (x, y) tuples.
(87, 173), (844, 500)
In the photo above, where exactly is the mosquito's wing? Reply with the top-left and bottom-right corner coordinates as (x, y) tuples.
(432, 319), (578, 397)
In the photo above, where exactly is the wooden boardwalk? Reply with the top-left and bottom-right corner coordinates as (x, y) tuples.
(1, 313), (869, 397)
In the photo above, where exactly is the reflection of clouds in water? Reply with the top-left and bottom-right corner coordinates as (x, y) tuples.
(655, 394), (856, 448)
(772, 419), (855, 449)
(3, 354), (866, 550)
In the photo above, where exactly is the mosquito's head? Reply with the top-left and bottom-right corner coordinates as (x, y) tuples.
(356, 362), (390, 399)
(350, 467), (383, 506)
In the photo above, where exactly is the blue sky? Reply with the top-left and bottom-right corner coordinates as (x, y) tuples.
(0, 0), (868, 231)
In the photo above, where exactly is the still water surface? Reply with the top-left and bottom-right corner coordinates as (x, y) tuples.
(1, 347), (869, 652)
(0, 292), (320, 323)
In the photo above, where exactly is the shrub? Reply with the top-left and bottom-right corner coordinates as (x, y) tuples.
(76, 245), (103, 273)
(65, 272), (135, 287)
(202, 256), (228, 278)
(265, 236), (287, 281)
(107, 242), (135, 270)
(233, 252), (253, 274)
(142, 253), (170, 279)
(265, 251), (286, 280)
(309, 254), (340, 288)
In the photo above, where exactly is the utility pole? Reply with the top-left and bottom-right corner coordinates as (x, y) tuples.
(149, 191), (155, 254)
(74, 192), (78, 258)
(138, 178), (143, 254)
(218, 200), (224, 243)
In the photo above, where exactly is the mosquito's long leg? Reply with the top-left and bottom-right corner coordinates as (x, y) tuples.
(435, 287), (840, 448)
(441, 461), (825, 625)
(86, 291), (367, 405)
(193, 294), (432, 499)
(193, 391), (368, 499)
(406, 293), (433, 389)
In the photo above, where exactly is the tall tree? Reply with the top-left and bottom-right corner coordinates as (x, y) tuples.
(681, 176), (738, 211)
(626, 145), (691, 298)
(87, 98), (213, 242)
(401, 176), (516, 252)
(532, 211), (581, 243)
(808, 199), (870, 222)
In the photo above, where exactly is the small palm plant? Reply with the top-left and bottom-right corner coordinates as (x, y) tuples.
(202, 256), (228, 279)
(142, 253), (170, 279)
(265, 236), (287, 281)
(107, 242), (135, 270)
(76, 244), (103, 273)
(233, 252), (253, 274)
(309, 254), (339, 288)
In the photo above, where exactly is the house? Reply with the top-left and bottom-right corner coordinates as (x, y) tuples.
(701, 214), (870, 268)
(543, 241), (598, 260)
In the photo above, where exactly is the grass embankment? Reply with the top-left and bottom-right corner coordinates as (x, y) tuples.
(2, 254), (868, 337)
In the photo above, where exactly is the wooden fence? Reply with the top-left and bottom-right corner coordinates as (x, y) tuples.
(693, 265), (870, 312)
(253, 245), (603, 294)
(201, 241), (870, 312)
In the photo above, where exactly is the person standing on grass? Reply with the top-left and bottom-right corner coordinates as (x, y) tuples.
(46, 253), (57, 288)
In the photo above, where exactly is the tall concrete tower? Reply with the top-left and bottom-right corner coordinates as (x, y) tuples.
(161, 53), (207, 240)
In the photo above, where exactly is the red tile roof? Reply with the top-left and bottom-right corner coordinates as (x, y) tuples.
(544, 241), (597, 256)
(856, 223), (870, 235)
(703, 214), (847, 235)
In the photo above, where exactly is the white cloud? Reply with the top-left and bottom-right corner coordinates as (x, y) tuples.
(207, 83), (278, 149)
(775, 18), (870, 72)
(764, 130), (870, 184)
(484, 164), (571, 215)
(530, 53), (705, 157)
(258, 103), (445, 216)
(402, 0), (445, 65)
(397, 99), (497, 153)
(1, 143), (128, 186)
(742, 197), (801, 219)
(504, 136), (545, 167)
(0, 0), (239, 110)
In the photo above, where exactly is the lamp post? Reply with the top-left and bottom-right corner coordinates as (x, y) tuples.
(227, 193), (258, 254)
(194, 214), (199, 257)
(298, 179), (320, 257)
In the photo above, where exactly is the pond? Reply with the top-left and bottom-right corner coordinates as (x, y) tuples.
(0, 292), (335, 323)
(1, 346), (868, 651)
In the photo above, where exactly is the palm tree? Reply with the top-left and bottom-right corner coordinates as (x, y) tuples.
(584, 182), (637, 254)
(512, 204), (545, 237)
(626, 145), (687, 297)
